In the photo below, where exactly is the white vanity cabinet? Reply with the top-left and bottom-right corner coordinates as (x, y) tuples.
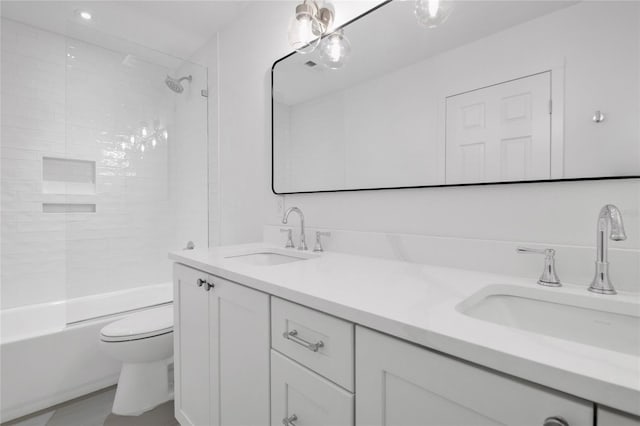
(598, 407), (640, 426)
(355, 326), (594, 426)
(173, 263), (270, 426)
(270, 297), (355, 426)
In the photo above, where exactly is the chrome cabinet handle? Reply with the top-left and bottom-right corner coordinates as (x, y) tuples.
(197, 278), (214, 291)
(282, 414), (297, 426)
(283, 330), (324, 352)
(543, 416), (569, 426)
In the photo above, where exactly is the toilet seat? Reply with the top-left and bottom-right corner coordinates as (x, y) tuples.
(100, 305), (173, 343)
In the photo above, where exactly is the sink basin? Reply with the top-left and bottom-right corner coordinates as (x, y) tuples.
(458, 285), (640, 356)
(225, 251), (308, 266)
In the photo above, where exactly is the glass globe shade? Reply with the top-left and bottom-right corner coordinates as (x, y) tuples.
(319, 30), (351, 69)
(415, 0), (454, 28)
(288, 6), (322, 54)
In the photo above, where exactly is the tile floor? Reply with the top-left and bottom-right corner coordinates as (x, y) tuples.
(5, 388), (178, 426)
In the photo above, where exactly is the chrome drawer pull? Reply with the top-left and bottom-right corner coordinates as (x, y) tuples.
(282, 414), (298, 426)
(544, 417), (569, 426)
(283, 330), (324, 352)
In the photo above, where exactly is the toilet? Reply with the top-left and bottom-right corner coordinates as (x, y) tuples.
(100, 304), (174, 416)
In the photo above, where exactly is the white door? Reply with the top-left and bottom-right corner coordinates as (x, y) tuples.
(355, 326), (593, 426)
(210, 275), (270, 426)
(173, 264), (211, 426)
(446, 72), (552, 184)
(271, 350), (354, 426)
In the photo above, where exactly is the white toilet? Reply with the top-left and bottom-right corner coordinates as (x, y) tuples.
(100, 304), (174, 416)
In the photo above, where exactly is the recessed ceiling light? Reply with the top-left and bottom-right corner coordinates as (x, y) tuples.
(78, 10), (92, 20)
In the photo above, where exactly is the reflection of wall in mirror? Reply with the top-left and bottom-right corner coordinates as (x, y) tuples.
(275, 1), (639, 192)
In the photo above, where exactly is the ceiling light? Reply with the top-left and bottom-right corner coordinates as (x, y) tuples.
(288, 1), (334, 54)
(78, 10), (92, 20)
(415, 0), (454, 28)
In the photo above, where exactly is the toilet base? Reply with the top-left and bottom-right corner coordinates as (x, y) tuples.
(112, 357), (174, 416)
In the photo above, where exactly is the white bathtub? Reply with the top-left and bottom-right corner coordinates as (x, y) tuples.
(0, 283), (173, 423)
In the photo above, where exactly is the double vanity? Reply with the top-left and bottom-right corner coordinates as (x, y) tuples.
(170, 239), (640, 426)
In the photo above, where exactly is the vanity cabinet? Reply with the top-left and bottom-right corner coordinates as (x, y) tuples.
(355, 326), (594, 426)
(271, 350), (354, 426)
(173, 264), (270, 426)
(270, 297), (355, 426)
(598, 407), (640, 426)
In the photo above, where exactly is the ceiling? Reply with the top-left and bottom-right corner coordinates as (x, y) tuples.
(0, 1), (248, 64)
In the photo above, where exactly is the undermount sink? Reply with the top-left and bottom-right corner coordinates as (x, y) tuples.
(457, 285), (640, 356)
(225, 251), (308, 266)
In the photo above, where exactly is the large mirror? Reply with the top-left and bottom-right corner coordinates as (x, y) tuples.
(272, 0), (640, 194)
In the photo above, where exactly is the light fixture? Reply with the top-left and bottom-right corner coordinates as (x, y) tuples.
(319, 29), (351, 69)
(78, 10), (92, 21)
(415, 0), (454, 28)
(288, 1), (334, 54)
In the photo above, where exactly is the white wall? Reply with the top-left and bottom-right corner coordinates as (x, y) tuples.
(207, 1), (639, 288)
(207, 1), (380, 245)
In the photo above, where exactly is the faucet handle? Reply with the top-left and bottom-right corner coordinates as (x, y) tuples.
(517, 247), (561, 287)
(280, 228), (295, 249)
(313, 231), (331, 253)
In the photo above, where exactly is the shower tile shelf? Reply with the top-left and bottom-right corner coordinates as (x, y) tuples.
(42, 157), (96, 195)
(42, 203), (96, 213)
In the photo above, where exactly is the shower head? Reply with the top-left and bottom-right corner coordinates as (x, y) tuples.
(165, 75), (192, 93)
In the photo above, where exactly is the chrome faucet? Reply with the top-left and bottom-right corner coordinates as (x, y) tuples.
(589, 204), (627, 295)
(282, 207), (307, 250)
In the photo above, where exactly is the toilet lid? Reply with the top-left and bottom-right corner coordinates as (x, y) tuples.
(100, 305), (173, 342)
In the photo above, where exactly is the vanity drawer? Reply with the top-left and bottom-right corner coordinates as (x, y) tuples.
(271, 350), (353, 426)
(271, 297), (354, 391)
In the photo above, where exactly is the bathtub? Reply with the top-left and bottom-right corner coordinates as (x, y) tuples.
(0, 283), (172, 423)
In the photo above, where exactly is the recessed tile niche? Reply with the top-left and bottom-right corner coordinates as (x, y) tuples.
(42, 157), (96, 195)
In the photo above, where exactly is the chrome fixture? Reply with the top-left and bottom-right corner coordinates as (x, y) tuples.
(283, 329), (324, 352)
(592, 110), (605, 123)
(318, 29), (351, 69)
(282, 414), (298, 426)
(544, 416), (569, 426)
(183, 241), (195, 250)
(165, 74), (192, 93)
(415, 0), (455, 28)
(197, 278), (214, 291)
(280, 228), (295, 249)
(313, 231), (331, 252)
(282, 207), (307, 250)
(516, 247), (561, 287)
(589, 204), (627, 295)
(287, 0), (334, 54)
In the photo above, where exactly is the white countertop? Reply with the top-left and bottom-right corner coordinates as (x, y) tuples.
(169, 243), (640, 415)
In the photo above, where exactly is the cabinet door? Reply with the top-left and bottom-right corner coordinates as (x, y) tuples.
(271, 350), (354, 426)
(209, 275), (270, 426)
(174, 264), (211, 426)
(598, 407), (640, 426)
(356, 326), (593, 426)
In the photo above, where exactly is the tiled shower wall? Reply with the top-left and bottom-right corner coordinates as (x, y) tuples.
(1, 19), (191, 309)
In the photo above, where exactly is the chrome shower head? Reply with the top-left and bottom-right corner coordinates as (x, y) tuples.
(165, 75), (192, 93)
